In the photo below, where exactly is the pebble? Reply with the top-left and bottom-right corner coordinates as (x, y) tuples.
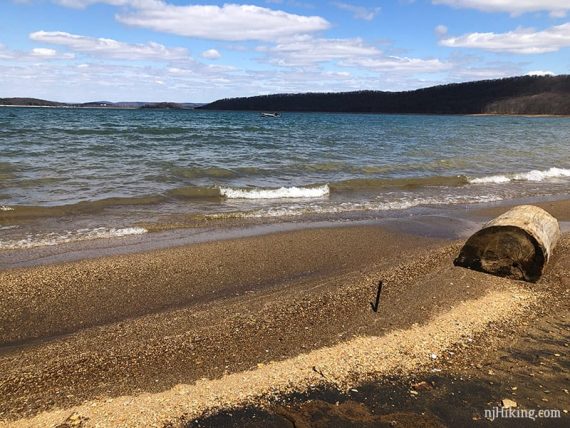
(501, 399), (517, 409)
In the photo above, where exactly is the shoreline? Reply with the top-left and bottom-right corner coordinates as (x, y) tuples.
(3, 104), (570, 117)
(2, 194), (570, 270)
(0, 199), (569, 426)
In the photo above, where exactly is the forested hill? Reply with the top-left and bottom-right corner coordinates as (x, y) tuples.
(199, 75), (570, 115)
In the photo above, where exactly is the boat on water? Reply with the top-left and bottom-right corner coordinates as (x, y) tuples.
(260, 112), (280, 117)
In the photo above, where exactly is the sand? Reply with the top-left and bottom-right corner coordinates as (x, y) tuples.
(0, 213), (568, 427)
(469, 198), (570, 222)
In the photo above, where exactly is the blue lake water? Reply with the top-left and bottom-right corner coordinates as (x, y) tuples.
(1, 107), (569, 249)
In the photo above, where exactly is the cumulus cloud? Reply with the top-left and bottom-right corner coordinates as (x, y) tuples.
(258, 35), (449, 73)
(342, 56), (450, 73)
(0, 43), (73, 60)
(201, 49), (221, 60)
(258, 36), (380, 67)
(116, 3), (330, 41)
(332, 2), (381, 21)
(439, 23), (570, 54)
(29, 31), (190, 60)
(31, 48), (58, 57)
(433, 0), (569, 17)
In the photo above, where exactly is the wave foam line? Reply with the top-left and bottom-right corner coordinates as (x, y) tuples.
(220, 184), (330, 199)
(0, 227), (147, 250)
(470, 167), (570, 184)
(207, 194), (503, 219)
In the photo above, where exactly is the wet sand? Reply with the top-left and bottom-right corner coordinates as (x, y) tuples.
(469, 198), (570, 222)
(0, 205), (568, 427)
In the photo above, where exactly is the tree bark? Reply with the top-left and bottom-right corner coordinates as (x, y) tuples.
(454, 205), (560, 282)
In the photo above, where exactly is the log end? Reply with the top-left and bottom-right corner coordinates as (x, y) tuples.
(454, 226), (544, 282)
(454, 205), (560, 283)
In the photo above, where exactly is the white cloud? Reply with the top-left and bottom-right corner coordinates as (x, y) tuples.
(342, 56), (451, 73)
(201, 49), (221, 60)
(433, 0), (570, 17)
(439, 23), (570, 54)
(29, 31), (190, 60)
(0, 43), (73, 60)
(50, 1), (329, 41)
(31, 48), (58, 57)
(258, 36), (380, 67)
(116, 3), (329, 41)
(527, 70), (555, 76)
(333, 2), (381, 21)
(258, 35), (449, 73)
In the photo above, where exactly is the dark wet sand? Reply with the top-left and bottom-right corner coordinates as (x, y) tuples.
(0, 206), (568, 426)
(469, 198), (570, 222)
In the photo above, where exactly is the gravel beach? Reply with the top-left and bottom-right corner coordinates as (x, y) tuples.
(0, 201), (568, 427)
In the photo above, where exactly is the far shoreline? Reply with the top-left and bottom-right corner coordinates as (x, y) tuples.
(3, 104), (570, 118)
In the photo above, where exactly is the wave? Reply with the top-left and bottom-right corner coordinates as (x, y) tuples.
(206, 194), (503, 219)
(220, 184), (330, 199)
(166, 186), (222, 199)
(470, 167), (570, 184)
(0, 226), (147, 250)
(0, 195), (166, 220)
(171, 166), (237, 179)
(169, 165), (271, 180)
(330, 175), (469, 191)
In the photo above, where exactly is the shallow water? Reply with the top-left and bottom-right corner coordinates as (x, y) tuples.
(1, 107), (569, 249)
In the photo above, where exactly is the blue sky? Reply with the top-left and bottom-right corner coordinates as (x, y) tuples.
(1, 0), (569, 102)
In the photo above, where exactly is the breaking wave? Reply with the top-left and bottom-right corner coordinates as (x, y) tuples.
(469, 167), (570, 184)
(0, 226), (147, 250)
(219, 184), (330, 199)
(205, 194), (503, 219)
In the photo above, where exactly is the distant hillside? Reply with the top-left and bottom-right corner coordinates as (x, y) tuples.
(139, 102), (184, 109)
(200, 75), (570, 115)
(0, 98), (204, 109)
(0, 97), (64, 107)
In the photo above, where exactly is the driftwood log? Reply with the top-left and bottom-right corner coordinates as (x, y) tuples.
(454, 205), (560, 282)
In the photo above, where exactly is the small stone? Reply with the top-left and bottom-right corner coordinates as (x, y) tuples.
(412, 381), (433, 391)
(511, 386), (518, 391)
(501, 399), (517, 409)
(410, 390), (419, 396)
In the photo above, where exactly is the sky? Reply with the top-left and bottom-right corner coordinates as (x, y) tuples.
(1, 0), (569, 103)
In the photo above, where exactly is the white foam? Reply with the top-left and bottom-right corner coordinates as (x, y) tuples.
(0, 205), (14, 211)
(219, 184), (330, 199)
(0, 226), (147, 250)
(470, 167), (570, 184)
(469, 175), (511, 184)
(207, 194), (503, 219)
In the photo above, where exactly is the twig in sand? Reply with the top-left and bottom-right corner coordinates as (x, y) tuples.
(370, 280), (383, 313)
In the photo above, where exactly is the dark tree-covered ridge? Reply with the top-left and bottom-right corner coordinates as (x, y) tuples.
(199, 75), (570, 115)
